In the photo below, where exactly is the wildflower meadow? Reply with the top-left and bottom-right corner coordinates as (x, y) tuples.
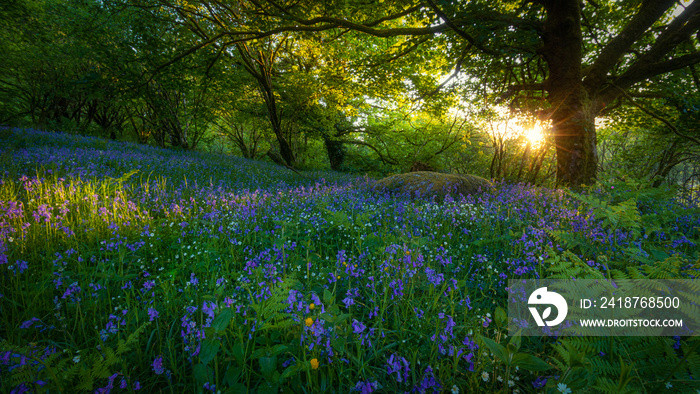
(1, 127), (699, 393)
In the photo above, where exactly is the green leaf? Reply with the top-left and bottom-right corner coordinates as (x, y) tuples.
(280, 364), (298, 380)
(224, 366), (241, 386)
(336, 313), (350, 324)
(270, 344), (288, 356)
(212, 308), (233, 332)
(511, 353), (552, 371)
(259, 356), (277, 378)
(563, 366), (594, 390)
(323, 289), (334, 304)
(331, 336), (347, 353)
(199, 339), (220, 364)
(495, 306), (507, 327)
(224, 383), (247, 393)
(480, 336), (509, 365)
(507, 342), (519, 356)
(508, 330), (522, 351)
(232, 343), (245, 365)
(193, 363), (209, 383)
(257, 382), (279, 394)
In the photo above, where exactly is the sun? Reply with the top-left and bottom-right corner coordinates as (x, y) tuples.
(481, 106), (548, 147)
(523, 123), (546, 147)
(478, 106), (551, 149)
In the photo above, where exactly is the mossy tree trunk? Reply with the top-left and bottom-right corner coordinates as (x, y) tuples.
(541, 0), (598, 186)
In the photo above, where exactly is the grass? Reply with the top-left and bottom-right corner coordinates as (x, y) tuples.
(0, 127), (699, 393)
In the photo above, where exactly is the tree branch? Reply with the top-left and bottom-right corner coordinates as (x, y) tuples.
(583, 0), (677, 92)
(369, 36), (431, 67)
(424, 0), (496, 55)
(496, 82), (546, 103)
(598, 51), (700, 105)
(144, 32), (228, 83)
(598, 3), (700, 94)
(280, 17), (449, 37)
(342, 139), (399, 165)
(415, 51), (467, 101)
(149, 18), (448, 82)
(259, 0), (423, 28)
(612, 84), (700, 146)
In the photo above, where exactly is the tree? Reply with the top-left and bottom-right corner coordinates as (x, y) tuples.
(214, 80), (272, 159)
(99, 0), (225, 148)
(148, 0), (700, 186)
(597, 64), (700, 189)
(334, 105), (472, 174)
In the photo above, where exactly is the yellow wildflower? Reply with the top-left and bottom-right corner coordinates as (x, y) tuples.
(305, 317), (314, 327)
(310, 358), (319, 369)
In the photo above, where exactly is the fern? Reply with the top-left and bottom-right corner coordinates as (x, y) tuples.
(59, 322), (149, 391)
(568, 192), (643, 243)
(541, 242), (700, 392)
(547, 267), (700, 392)
(252, 278), (300, 333)
(553, 335), (700, 393)
(545, 250), (606, 279)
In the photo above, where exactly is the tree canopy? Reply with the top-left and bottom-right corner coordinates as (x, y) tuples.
(1, 0), (699, 187)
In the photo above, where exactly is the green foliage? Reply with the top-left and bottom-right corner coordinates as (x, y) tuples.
(532, 247), (700, 393)
(1, 0), (699, 189)
(487, 178), (700, 393)
(480, 333), (552, 372)
(533, 181), (700, 393)
(0, 322), (148, 392)
(251, 279), (301, 334)
(2, 129), (700, 392)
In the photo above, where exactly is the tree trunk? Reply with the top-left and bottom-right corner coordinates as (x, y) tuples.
(322, 130), (346, 171)
(550, 106), (598, 187)
(236, 43), (296, 168)
(652, 140), (683, 187)
(541, 0), (598, 187)
(265, 98), (295, 166)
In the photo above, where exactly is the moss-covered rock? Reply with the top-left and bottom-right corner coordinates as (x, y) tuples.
(373, 171), (492, 200)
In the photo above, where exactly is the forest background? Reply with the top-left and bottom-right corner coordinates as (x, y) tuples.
(2, 0), (699, 192)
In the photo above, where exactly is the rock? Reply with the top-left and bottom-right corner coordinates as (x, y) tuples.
(373, 171), (492, 200)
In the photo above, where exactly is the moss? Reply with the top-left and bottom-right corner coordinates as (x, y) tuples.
(373, 171), (492, 200)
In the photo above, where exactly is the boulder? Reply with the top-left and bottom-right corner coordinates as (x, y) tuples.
(373, 171), (492, 200)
